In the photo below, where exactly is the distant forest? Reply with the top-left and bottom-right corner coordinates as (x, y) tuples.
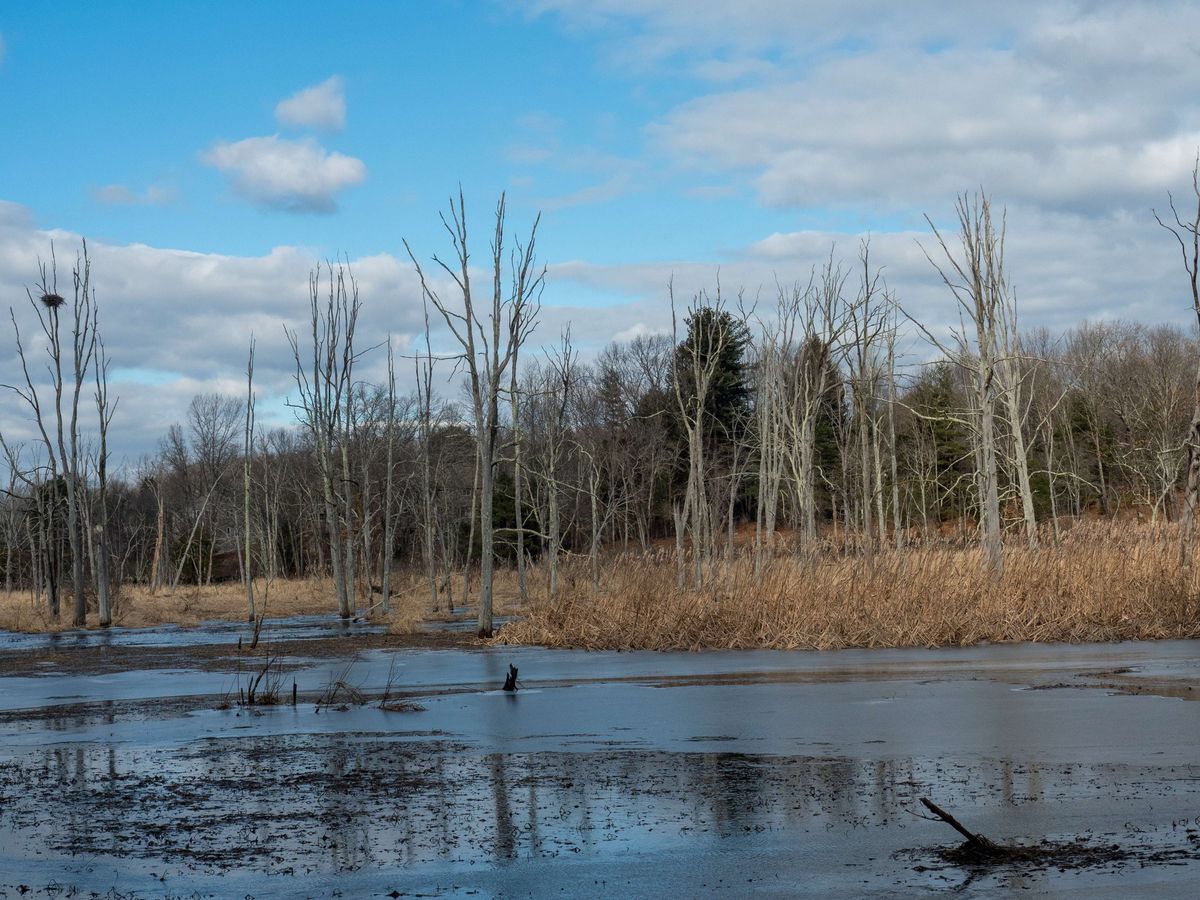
(4, 189), (1200, 632)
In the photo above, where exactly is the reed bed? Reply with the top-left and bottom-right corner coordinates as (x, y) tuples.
(0, 577), (343, 633)
(0, 566), (531, 635)
(497, 523), (1200, 650)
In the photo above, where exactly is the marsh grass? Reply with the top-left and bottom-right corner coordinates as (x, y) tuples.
(0, 576), (402, 634)
(496, 522), (1200, 650)
(6, 522), (1194, 650)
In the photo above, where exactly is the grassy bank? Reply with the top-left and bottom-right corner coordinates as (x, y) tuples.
(0, 569), (526, 635)
(496, 523), (1200, 650)
(0, 577), (344, 633)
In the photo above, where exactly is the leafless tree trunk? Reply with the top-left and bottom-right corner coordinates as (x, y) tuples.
(243, 339), (256, 622)
(1153, 156), (1200, 567)
(416, 306), (440, 613)
(920, 192), (1008, 575)
(510, 323), (528, 603)
(286, 262), (362, 618)
(406, 190), (543, 636)
(381, 341), (397, 615)
(3, 243), (98, 623)
(93, 330), (116, 626)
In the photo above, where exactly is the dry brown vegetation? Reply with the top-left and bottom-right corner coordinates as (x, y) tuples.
(0, 567), (533, 636)
(0, 577), (341, 633)
(496, 523), (1200, 650)
(7, 523), (1200, 651)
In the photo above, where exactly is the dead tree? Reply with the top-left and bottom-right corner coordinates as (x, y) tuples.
(287, 262), (363, 618)
(1153, 154), (1200, 567)
(416, 302), (441, 613)
(670, 284), (739, 587)
(93, 328), (116, 626)
(846, 240), (891, 559)
(3, 243), (98, 624)
(919, 193), (1009, 575)
(243, 338), (256, 622)
(406, 190), (543, 637)
(381, 340), (398, 615)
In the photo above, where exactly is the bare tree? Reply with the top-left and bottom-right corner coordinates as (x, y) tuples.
(3, 244), (99, 623)
(243, 339), (256, 622)
(1153, 155), (1200, 566)
(406, 191), (543, 636)
(919, 192), (1009, 574)
(287, 262), (363, 618)
(93, 327), (116, 626)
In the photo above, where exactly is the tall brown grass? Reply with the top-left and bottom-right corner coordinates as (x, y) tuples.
(497, 522), (1200, 650)
(0, 577), (343, 633)
(0, 566), (531, 635)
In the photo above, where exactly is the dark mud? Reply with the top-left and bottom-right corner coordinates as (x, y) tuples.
(0, 629), (480, 677)
(1, 634), (1199, 897)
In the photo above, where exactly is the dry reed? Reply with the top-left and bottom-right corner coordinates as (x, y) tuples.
(496, 522), (1200, 650)
(0, 566), (531, 635)
(3, 577), (345, 633)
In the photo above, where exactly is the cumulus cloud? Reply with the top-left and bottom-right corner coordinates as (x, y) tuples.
(0, 204), (430, 462)
(652, 43), (1200, 214)
(275, 75), (346, 131)
(550, 199), (1189, 354)
(535, 1), (1200, 220)
(201, 135), (366, 213)
(90, 183), (175, 207)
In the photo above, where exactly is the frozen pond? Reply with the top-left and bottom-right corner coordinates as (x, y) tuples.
(0, 613), (388, 652)
(0, 624), (1198, 897)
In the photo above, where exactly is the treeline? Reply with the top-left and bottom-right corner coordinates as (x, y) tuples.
(2, 190), (1198, 632)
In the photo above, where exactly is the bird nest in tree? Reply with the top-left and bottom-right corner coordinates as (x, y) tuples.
(39, 292), (65, 309)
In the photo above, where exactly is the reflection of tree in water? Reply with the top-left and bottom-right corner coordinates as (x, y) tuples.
(4, 740), (1076, 877)
(699, 753), (771, 836)
(487, 752), (515, 860)
(526, 773), (542, 855)
(321, 741), (373, 870)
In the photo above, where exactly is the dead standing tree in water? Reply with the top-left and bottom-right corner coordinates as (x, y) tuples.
(287, 263), (363, 619)
(3, 243), (100, 625)
(918, 193), (1013, 576)
(1154, 156), (1200, 568)
(243, 338), (257, 622)
(92, 325), (117, 626)
(406, 191), (543, 637)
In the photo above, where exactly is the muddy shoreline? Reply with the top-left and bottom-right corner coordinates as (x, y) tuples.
(0, 628), (482, 677)
(1, 627), (1199, 897)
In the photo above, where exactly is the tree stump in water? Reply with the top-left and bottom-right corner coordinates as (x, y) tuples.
(502, 664), (519, 692)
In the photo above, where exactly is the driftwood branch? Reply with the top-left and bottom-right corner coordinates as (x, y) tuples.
(920, 797), (999, 851)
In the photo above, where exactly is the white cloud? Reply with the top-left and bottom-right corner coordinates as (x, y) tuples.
(0, 204), (431, 462)
(613, 322), (666, 342)
(201, 135), (366, 213)
(0, 185), (1194, 463)
(91, 184), (175, 207)
(648, 23), (1200, 214)
(530, 1), (1029, 68)
(548, 196), (1192, 349)
(275, 76), (346, 131)
(534, 1), (1200, 222)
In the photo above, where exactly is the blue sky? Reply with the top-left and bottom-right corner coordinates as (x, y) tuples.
(2, 1), (1199, 459)
(0, 1), (809, 267)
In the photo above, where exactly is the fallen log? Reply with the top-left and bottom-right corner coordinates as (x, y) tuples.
(920, 797), (1000, 853)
